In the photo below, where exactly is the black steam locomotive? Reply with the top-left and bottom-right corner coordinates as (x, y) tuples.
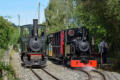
(20, 19), (47, 67)
(47, 27), (97, 67)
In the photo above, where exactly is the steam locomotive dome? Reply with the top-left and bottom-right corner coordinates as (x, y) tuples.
(29, 37), (43, 51)
(78, 40), (89, 52)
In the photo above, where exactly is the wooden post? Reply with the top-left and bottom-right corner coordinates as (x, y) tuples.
(0, 69), (2, 78)
(101, 52), (102, 68)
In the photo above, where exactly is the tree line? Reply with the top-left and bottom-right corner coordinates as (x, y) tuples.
(45, 0), (120, 71)
(0, 16), (19, 50)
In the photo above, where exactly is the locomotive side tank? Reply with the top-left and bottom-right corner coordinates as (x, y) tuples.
(20, 19), (47, 67)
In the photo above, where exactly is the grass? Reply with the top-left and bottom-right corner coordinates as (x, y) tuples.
(10, 49), (16, 60)
(0, 48), (20, 80)
(0, 62), (20, 80)
(9, 49), (20, 80)
(0, 49), (5, 60)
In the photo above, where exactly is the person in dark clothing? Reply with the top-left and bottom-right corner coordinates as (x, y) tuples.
(99, 38), (108, 64)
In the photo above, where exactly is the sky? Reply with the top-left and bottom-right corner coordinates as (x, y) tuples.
(0, 0), (49, 25)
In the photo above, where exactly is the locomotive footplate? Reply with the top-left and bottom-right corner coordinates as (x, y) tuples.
(24, 59), (47, 67)
(30, 54), (46, 66)
(70, 60), (97, 68)
(23, 54), (47, 67)
(30, 54), (42, 60)
(30, 54), (42, 65)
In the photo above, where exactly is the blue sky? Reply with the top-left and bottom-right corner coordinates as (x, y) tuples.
(0, 0), (49, 25)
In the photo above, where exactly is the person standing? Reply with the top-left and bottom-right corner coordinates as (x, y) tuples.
(99, 38), (108, 64)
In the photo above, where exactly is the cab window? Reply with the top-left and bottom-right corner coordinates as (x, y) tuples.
(22, 28), (29, 38)
(38, 28), (44, 37)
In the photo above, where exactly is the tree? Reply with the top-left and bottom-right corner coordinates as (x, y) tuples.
(75, 0), (120, 59)
(45, 0), (120, 57)
(45, 0), (74, 33)
(0, 16), (14, 49)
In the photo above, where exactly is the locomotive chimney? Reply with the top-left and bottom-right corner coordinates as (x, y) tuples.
(33, 19), (38, 37)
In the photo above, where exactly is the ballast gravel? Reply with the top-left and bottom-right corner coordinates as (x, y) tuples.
(11, 52), (120, 80)
(11, 53), (39, 80)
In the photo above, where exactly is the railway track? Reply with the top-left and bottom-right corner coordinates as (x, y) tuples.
(89, 70), (106, 80)
(30, 68), (60, 80)
(67, 67), (106, 80)
(79, 70), (91, 80)
(31, 69), (43, 80)
(77, 69), (106, 80)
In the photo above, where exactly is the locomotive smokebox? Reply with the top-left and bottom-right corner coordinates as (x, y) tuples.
(33, 19), (38, 37)
(29, 19), (42, 51)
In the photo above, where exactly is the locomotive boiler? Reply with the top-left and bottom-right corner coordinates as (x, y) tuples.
(20, 19), (47, 67)
(47, 27), (97, 67)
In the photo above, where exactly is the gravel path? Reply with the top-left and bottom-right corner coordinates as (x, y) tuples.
(11, 52), (39, 80)
(101, 71), (120, 80)
(89, 70), (105, 80)
(11, 52), (120, 80)
(43, 61), (90, 80)
(33, 69), (56, 80)
(11, 52), (89, 80)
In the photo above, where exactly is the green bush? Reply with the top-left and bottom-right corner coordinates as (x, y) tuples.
(112, 53), (120, 73)
(0, 62), (14, 74)
(0, 16), (14, 49)
(0, 62), (17, 80)
(10, 28), (20, 51)
(0, 49), (5, 59)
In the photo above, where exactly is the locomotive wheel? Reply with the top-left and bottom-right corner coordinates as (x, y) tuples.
(23, 56), (28, 62)
(40, 64), (47, 68)
(63, 58), (70, 67)
(21, 53), (25, 61)
(21, 63), (25, 67)
(66, 60), (70, 67)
